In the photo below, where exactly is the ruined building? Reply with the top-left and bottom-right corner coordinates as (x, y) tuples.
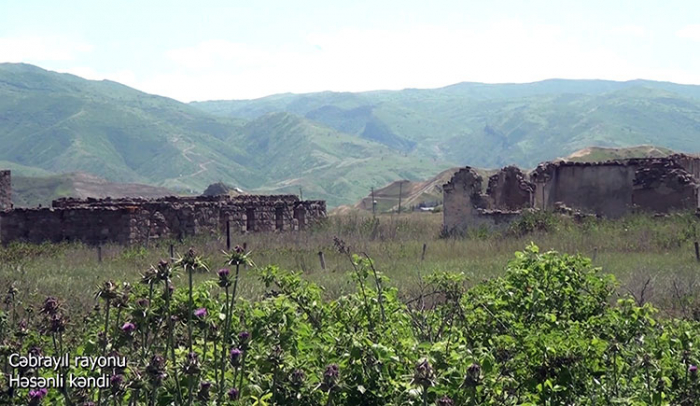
(444, 154), (700, 234)
(0, 172), (326, 245)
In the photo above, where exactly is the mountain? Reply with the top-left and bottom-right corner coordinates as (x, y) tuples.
(12, 172), (174, 208)
(232, 112), (444, 205)
(194, 79), (700, 169)
(0, 63), (441, 206)
(4, 63), (700, 208)
(0, 63), (255, 193)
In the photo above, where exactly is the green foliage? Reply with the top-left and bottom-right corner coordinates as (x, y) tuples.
(507, 210), (561, 236)
(3, 244), (700, 404)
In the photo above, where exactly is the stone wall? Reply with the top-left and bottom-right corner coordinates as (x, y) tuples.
(443, 167), (525, 234)
(0, 194), (326, 245)
(0, 170), (10, 211)
(632, 158), (698, 213)
(0, 207), (136, 245)
(672, 154), (700, 181)
(531, 156), (699, 218)
(445, 155), (700, 233)
(486, 166), (534, 210)
(532, 162), (637, 218)
(443, 167), (485, 233)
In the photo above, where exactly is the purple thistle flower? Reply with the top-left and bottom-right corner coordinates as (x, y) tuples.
(197, 380), (212, 402)
(121, 322), (136, 333)
(690, 364), (698, 380)
(110, 374), (125, 394)
(290, 368), (305, 386)
(217, 268), (232, 288)
(322, 363), (340, 390)
(437, 396), (454, 406)
(40, 297), (60, 315)
(238, 331), (250, 343)
(229, 348), (243, 367)
(136, 298), (149, 308)
(227, 387), (239, 400)
(28, 388), (48, 405)
(194, 308), (207, 318)
(29, 388), (48, 398)
(234, 245), (244, 254)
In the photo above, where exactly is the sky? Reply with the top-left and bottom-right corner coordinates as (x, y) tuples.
(2, 0), (700, 102)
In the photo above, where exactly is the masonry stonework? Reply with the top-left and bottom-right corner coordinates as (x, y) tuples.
(0, 194), (326, 245)
(0, 170), (11, 211)
(443, 167), (527, 233)
(444, 155), (700, 234)
(487, 166), (534, 211)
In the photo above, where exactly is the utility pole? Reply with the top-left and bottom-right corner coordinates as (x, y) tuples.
(299, 186), (303, 200)
(371, 187), (376, 218)
(398, 181), (403, 214)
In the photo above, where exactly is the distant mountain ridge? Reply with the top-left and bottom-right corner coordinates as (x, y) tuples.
(3, 63), (700, 207)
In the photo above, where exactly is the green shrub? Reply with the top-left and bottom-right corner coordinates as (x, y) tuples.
(2, 244), (700, 405)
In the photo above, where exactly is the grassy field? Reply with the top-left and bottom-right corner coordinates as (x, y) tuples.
(2, 210), (700, 316)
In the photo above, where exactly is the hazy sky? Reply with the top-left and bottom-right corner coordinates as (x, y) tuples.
(2, 0), (700, 102)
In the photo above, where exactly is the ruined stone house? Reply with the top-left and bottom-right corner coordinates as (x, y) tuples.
(0, 171), (326, 245)
(443, 154), (700, 234)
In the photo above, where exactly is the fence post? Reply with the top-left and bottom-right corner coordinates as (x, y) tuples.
(318, 251), (326, 270)
(169, 244), (174, 261)
(695, 241), (699, 262)
(97, 245), (102, 263)
(421, 243), (427, 261)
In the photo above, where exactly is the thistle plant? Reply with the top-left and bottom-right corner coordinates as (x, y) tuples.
(217, 244), (253, 402)
(412, 359), (435, 406)
(154, 259), (183, 404)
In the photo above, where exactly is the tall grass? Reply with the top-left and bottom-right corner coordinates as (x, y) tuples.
(1, 210), (699, 316)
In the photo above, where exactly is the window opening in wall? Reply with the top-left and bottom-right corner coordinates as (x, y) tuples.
(275, 207), (284, 230)
(246, 207), (255, 231)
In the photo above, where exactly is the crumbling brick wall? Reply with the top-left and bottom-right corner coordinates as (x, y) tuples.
(0, 170), (11, 211)
(0, 194), (326, 245)
(443, 167), (523, 233)
(632, 158), (698, 213)
(487, 166), (534, 211)
(671, 154), (700, 184)
(443, 167), (486, 233)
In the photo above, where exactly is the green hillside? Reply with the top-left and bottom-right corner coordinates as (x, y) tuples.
(194, 80), (700, 169)
(0, 63), (444, 207)
(236, 112), (448, 206)
(0, 63), (254, 193)
(4, 63), (700, 208)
